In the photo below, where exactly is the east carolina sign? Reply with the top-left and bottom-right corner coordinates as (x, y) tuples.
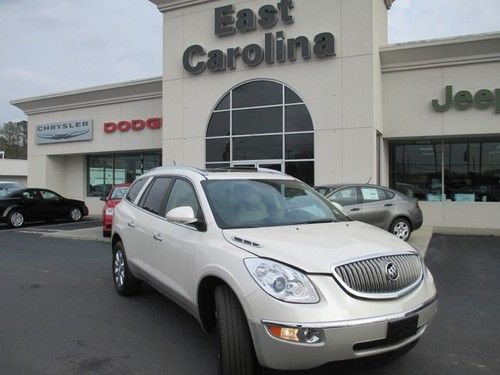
(183, 1), (335, 74)
(432, 86), (500, 113)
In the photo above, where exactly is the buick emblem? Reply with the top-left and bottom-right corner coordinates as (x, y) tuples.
(385, 262), (399, 281)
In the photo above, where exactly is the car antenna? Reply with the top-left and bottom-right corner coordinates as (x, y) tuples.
(366, 177), (372, 184)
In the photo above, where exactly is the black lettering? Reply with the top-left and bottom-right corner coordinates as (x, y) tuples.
(313, 32), (335, 57)
(215, 5), (236, 36)
(183, 45), (207, 74)
(258, 5), (278, 28)
(242, 44), (264, 67)
(236, 9), (256, 33)
(287, 36), (311, 61)
(265, 33), (275, 64)
(50, 125), (56, 130)
(37, 126), (42, 131)
(276, 31), (286, 63)
(227, 47), (241, 70)
(277, 0), (294, 24)
(82, 121), (89, 127)
(207, 50), (227, 72)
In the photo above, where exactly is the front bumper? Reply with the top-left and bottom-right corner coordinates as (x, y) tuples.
(250, 296), (437, 370)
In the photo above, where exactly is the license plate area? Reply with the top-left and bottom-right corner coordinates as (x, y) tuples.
(386, 315), (419, 343)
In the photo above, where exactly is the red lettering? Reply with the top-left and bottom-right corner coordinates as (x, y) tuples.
(117, 121), (132, 132)
(131, 119), (146, 131)
(104, 122), (117, 133)
(146, 117), (162, 129)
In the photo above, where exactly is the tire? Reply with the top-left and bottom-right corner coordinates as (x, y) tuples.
(103, 229), (111, 238)
(8, 210), (24, 228)
(69, 207), (82, 222)
(215, 284), (257, 375)
(390, 217), (412, 241)
(112, 241), (142, 296)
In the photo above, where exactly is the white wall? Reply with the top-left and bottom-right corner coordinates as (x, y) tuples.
(0, 159), (28, 186)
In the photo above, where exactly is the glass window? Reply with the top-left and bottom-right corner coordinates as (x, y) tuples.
(126, 178), (148, 203)
(206, 138), (230, 162)
(140, 177), (173, 215)
(285, 105), (313, 132)
(329, 187), (359, 206)
(143, 153), (162, 175)
(114, 154), (142, 184)
(232, 107), (282, 135)
(285, 161), (314, 186)
(385, 190), (395, 200)
(360, 187), (386, 202)
(233, 135), (283, 160)
(87, 155), (113, 197)
(285, 133), (314, 159)
(22, 190), (40, 200)
(232, 81), (282, 108)
(40, 190), (60, 200)
(0, 182), (24, 197)
(110, 186), (129, 200)
(207, 112), (230, 137)
(215, 93), (230, 110)
(165, 179), (202, 218)
(285, 87), (303, 104)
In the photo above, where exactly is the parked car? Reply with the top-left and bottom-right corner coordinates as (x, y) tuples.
(112, 167), (436, 373)
(0, 181), (24, 197)
(0, 188), (89, 228)
(101, 183), (130, 237)
(315, 184), (423, 241)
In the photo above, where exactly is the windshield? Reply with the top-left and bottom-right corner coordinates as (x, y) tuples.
(0, 182), (24, 197)
(110, 186), (129, 200)
(203, 179), (349, 229)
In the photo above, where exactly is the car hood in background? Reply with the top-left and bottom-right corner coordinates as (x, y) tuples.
(223, 221), (417, 274)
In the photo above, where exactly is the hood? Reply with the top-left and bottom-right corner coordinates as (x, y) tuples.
(67, 198), (86, 206)
(223, 221), (417, 274)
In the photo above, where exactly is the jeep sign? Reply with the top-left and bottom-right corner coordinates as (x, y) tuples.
(432, 86), (500, 113)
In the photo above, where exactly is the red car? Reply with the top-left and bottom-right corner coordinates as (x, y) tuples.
(101, 184), (130, 237)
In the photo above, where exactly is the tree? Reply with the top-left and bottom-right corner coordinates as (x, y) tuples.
(0, 120), (27, 159)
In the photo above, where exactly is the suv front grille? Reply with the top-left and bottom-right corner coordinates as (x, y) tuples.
(332, 253), (423, 299)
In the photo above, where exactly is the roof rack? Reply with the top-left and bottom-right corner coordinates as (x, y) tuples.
(148, 165), (208, 177)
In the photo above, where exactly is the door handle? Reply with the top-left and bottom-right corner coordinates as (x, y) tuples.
(384, 203), (393, 207)
(128, 221), (136, 228)
(350, 208), (360, 212)
(153, 233), (162, 242)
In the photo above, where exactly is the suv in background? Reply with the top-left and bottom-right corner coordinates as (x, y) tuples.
(315, 184), (423, 241)
(111, 167), (436, 373)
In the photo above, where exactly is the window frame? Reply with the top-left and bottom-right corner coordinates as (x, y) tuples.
(359, 186), (391, 204)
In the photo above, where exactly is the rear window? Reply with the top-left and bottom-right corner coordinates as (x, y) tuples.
(125, 178), (147, 203)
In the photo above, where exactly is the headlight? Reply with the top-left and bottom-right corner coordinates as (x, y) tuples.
(105, 207), (114, 216)
(244, 258), (319, 303)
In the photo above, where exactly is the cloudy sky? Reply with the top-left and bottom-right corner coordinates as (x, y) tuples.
(1, 0), (500, 124)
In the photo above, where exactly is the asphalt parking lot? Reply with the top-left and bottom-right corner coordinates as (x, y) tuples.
(0, 223), (499, 374)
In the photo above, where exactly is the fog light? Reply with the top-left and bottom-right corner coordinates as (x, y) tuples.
(265, 324), (324, 344)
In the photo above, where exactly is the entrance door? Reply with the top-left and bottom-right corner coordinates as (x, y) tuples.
(232, 160), (284, 172)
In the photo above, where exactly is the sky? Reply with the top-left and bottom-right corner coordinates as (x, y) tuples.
(1, 0), (500, 125)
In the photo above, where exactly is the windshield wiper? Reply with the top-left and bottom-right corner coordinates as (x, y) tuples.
(295, 219), (335, 225)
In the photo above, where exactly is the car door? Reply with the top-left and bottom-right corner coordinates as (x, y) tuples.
(19, 189), (45, 220)
(328, 187), (363, 221)
(39, 189), (67, 219)
(359, 186), (394, 229)
(149, 177), (205, 309)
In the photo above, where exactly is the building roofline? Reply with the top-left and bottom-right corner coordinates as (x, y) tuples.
(11, 76), (162, 115)
(380, 31), (500, 72)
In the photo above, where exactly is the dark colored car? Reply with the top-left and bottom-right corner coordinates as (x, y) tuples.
(0, 188), (89, 228)
(315, 184), (423, 241)
(101, 184), (130, 237)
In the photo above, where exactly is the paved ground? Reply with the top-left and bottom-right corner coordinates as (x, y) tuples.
(0, 225), (499, 374)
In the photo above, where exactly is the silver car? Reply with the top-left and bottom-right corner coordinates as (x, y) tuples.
(315, 184), (423, 241)
(112, 167), (436, 373)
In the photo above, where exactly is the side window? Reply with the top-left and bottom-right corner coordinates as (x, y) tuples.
(165, 179), (202, 218)
(126, 178), (147, 203)
(40, 190), (60, 200)
(385, 190), (395, 200)
(360, 187), (387, 202)
(139, 177), (173, 215)
(329, 187), (358, 206)
(22, 190), (40, 200)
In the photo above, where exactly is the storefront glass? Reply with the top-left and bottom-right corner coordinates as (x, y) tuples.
(206, 80), (315, 185)
(390, 138), (500, 202)
(87, 151), (161, 197)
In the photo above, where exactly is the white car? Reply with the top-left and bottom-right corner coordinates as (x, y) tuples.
(112, 166), (437, 373)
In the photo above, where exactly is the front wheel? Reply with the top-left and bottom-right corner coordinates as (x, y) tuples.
(112, 241), (142, 296)
(215, 284), (257, 375)
(69, 207), (82, 222)
(390, 218), (412, 241)
(8, 210), (25, 228)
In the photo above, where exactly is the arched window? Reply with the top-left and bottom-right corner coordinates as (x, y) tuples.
(205, 80), (314, 185)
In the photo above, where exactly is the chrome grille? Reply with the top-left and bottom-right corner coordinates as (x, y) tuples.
(332, 253), (423, 299)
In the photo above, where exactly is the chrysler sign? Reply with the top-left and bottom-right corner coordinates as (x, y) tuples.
(36, 120), (93, 144)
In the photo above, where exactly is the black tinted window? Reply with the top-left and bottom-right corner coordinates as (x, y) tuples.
(232, 81), (282, 108)
(126, 178), (147, 203)
(140, 177), (173, 215)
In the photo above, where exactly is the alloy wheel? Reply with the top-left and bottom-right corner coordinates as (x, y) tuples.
(70, 208), (82, 221)
(10, 212), (24, 227)
(393, 221), (410, 241)
(114, 250), (126, 287)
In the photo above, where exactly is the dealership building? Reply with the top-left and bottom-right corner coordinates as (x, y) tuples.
(11, 0), (500, 231)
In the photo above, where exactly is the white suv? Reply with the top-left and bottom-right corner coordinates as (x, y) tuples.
(112, 166), (437, 373)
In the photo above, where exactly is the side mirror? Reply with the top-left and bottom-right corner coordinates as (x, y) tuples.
(330, 201), (345, 215)
(100, 196), (107, 202)
(166, 206), (197, 225)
